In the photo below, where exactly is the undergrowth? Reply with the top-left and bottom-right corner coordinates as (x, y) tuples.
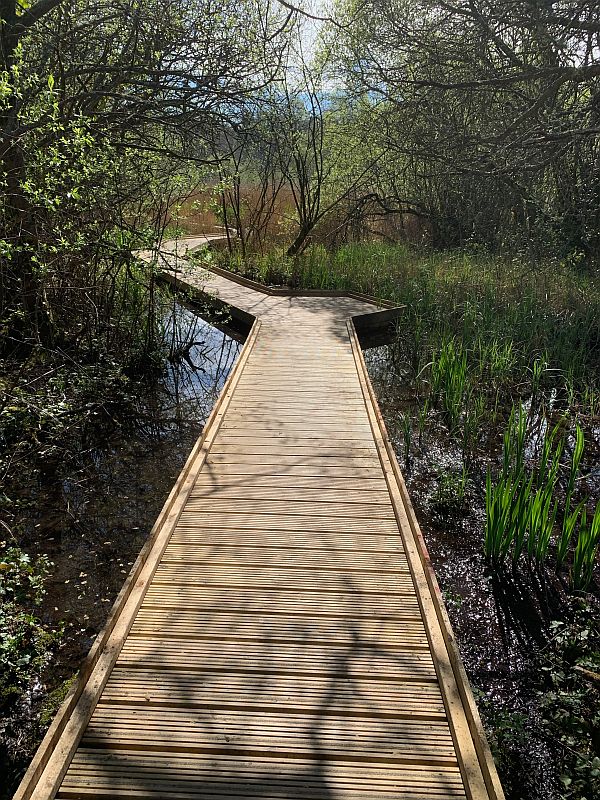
(0, 545), (60, 710)
(539, 602), (600, 800)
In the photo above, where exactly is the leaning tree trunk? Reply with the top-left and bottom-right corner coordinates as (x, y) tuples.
(286, 222), (314, 258)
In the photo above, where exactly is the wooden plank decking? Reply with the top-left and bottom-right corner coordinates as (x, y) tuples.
(15, 239), (504, 800)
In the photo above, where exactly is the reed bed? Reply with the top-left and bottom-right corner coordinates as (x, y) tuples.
(224, 242), (600, 409)
(485, 409), (599, 590)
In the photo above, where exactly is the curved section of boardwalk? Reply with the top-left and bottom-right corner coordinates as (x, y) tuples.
(16, 240), (504, 800)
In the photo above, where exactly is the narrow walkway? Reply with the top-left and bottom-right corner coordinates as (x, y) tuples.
(16, 240), (504, 800)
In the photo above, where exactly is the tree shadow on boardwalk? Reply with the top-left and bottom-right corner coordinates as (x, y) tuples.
(72, 472), (463, 797)
(57, 298), (468, 798)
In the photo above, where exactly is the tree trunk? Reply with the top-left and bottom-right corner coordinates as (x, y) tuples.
(286, 223), (313, 257)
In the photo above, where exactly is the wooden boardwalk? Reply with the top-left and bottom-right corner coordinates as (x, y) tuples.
(16, 239), (504, 800)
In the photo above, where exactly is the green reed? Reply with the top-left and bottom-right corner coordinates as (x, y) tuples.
(502, 405), (528, 479)
(224, 243), (600, 406)
(430, 339), (469, 434)
(486, 406), (566, 568)
(557, 501), (585, 570)
(571, 504), (600, 592)
(462, 390), (485, 462)
(530, 353), (548, 404)
(557, 424), (585, 568)
(485, 471), (532, 563)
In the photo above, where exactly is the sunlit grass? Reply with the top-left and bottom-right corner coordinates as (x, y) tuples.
(223, 242), (599, 590)
(223, 242), (600, 405)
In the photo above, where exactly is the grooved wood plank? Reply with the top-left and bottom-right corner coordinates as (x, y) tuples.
(81, 708), (455, 762)
(206, 455), (382, 467)
(129, 611), (428, 646)
(175, 512), (398, 534)
(59, 750), (468, 798)
(219, 425), (374, 436)
(117, 638), (438, 681)
(150, 565), (415, 593)
(214, 434), (377, 446)
(182, 500), (394, 518)
(199, 463), (385, 477)
(209, 446), (379, 459)
(100, 670), (443, 714)
(166, 532), (406, 552)
(165, 532), (404, 552)
(140, 586), (419, 616)
(186, 487), (392, 502)
(191, 476), (388, 490)
(159, 544), (408, 568)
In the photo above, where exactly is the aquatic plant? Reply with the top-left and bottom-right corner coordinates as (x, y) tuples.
(529, 352), (548, 404)
(557, 501), (585, 570)
(501, 405), (528, 480)
(571, 504), (600, 591)
(435, 465), (469, 510)
(430, 339), (469, 433)
(462, 391), (485, 463)
(582, 385), (600, 418)
(484, 472), (529, 563)
(556, 424), (585, 568)
(527, 488), (559, 565)
(223, 243), (600, 405)
(475, 337), (517, 387)
(510, 478), (535, 564)
(486, 407), (567, 568)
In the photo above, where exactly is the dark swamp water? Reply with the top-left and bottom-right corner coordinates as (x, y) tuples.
(1, 303), (240, 797)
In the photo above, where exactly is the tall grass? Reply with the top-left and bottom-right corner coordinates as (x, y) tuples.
(485, 472), (532, 564)
(556, 424), (585, 567)
(501, 406), (528, 479)
(485, 407), (597, 589)
(223, 242), (599, 590)
(571, 505), (600, 591)
(430, 339), (468, 433)
(223, 242), (600, 406)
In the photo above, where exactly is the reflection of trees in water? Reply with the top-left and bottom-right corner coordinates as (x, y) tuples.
(57, 303), (240, 527)
(137, 303), (241, 442)
(5, 312), (244, 794)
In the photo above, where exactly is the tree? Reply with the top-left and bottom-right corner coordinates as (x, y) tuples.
(327, 0), (600, 255)
(0, 0), (292, 346)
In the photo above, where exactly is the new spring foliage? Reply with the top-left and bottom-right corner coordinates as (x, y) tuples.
(485, 410), (599, 590)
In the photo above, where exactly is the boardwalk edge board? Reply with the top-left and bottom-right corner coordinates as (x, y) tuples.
(347, 319), (505, 800)
(13, 320), (262, 800)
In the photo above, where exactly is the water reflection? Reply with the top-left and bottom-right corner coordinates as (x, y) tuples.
(142, 302), (241, 439)
(38, 303), (241, 671)
(1, 303), (242, 800)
